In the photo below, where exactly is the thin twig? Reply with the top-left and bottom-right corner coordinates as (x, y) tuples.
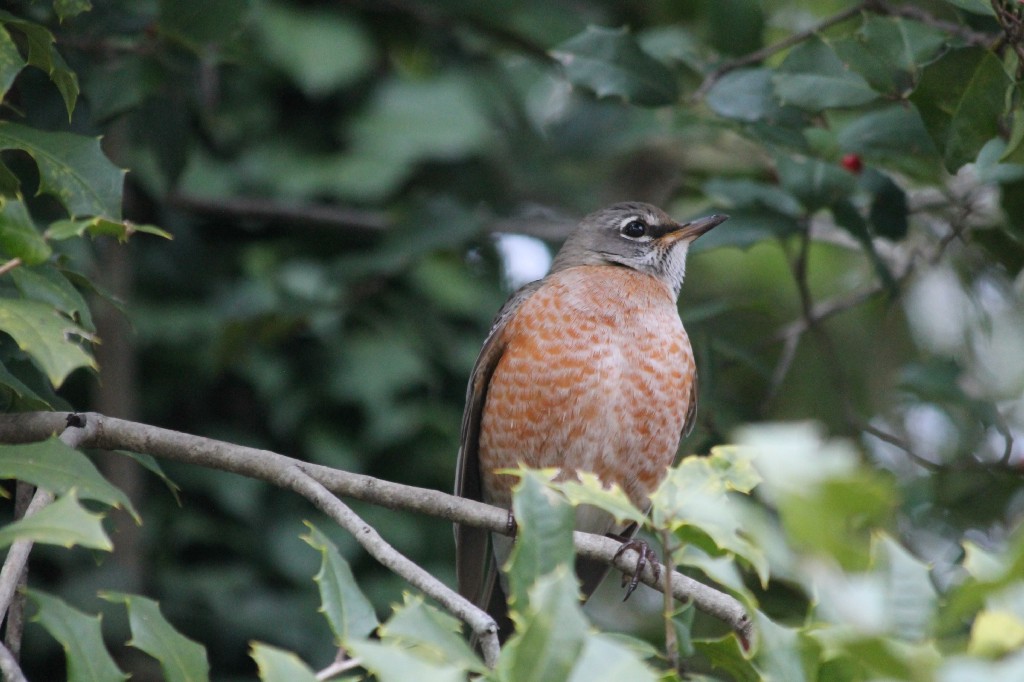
(168, 194), (389, 235)
(3, 481), (34, 659)
(0, 411), (754, 647)
(0, 258), (23, 278)
(0, 642), (27, 682)
(764, 332), (800, 411)
(692, 0), (1000, 102)
(693, 1), (869, 101)
(859, 420), (940, 471)
(877, 1), (997, 47)
(316, 654), (363, 681)
(263, 452), (501, 666)
(991, 0), (1024, 77)
(788, 226), (926, 462)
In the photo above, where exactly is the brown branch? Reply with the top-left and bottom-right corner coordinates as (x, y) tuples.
(875, 1), (998, 47)
(168, 193), (390, 235)
(0, 258), (22, 278)
(0, 411), (754, 649)
(170, 193), (584, 242)
(252, 432), (502, 666)
(991, 0), (1024, 78)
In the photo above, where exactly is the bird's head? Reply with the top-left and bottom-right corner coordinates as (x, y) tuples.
(550, 202), (728, 298)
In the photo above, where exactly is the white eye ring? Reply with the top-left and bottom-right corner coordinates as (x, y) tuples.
(620, 218), (649, 239)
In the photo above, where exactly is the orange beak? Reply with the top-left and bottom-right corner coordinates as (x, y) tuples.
(661, 214), (729, 244)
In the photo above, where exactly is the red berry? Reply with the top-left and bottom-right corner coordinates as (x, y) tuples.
(841, 153), (863, 174)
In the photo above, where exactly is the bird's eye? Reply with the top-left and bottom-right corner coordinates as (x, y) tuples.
(621, 220), (647, 239)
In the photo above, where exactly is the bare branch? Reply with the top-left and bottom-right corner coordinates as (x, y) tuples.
(168, 193), (390, 235)
(316, 652), (363, 681)
(876, 0), (997, 47)
(0, 411), (754, 648)
(254, 440), (501, 666)
(0, 258), (22, 278)
(0, 641), (27, 682)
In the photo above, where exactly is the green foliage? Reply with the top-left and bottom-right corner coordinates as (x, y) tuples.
(497, 568), (590, 682)
(302, 523), (379, 642)
(26, 589), (127, 682)
(103, 593), (211, 682)
(0, 9), (78, 117)
(551, 26), (680, 106)
(505, 470), (576, 609)
(0, 438), (137, 520)
(251, 642), (318, 682)
(0, 491), (110, 550)
(2, 0), (1024, 679)
(0, 297), (96, 388)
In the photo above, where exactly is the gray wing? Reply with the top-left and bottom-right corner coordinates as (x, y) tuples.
(454, 280), (543, 615)
(683, 370), (698, 437)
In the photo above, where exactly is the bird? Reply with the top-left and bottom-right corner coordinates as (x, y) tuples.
(453, 202), (727, 640)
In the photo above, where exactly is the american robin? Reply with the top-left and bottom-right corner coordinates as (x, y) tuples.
(454, 202), (727, 639)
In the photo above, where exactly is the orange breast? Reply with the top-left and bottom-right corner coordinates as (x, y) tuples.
(478, 265), (695, 515)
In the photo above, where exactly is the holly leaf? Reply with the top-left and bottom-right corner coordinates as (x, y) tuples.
(0, 195), (51, 264)
(566, 633), (659, 682)
(774, 36), (878, 111)
(11, 264), (95, 332)
(379, 594), (485, 672)
(251, 643), (317, 682)
(53, 0), (94, 21)
(46, 216), (171, 242)
(26, 589), (127, 682)
(832, 16), (947, 97)
(0, 23), (25, 100)
(0, 10), (79, 117)
(0, 358), (51, 409)
(346, 639), (465, 682)
(0, 438), (139, 522)
(157, 0), (248, 51)
(0, 296), (96, 388)
(498, 568), (588, 682)
(551, 26), (678, 106)
(301, 523), (379, 643)
(505, 469), (577, 610)
(0, 121), (124, 220)
(650, 449), (768, 586)
(0, 490), (112, 551)
(547, 472), (646, 527)
(776, 153), (856, 212)
(912, 47), (1010, 172)
(104, 593), (210, 682)
(836, 104), (940, 180)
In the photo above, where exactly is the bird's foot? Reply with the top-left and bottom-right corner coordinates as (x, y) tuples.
(613, 538), (661, 600)
(505, 510), (518, 537)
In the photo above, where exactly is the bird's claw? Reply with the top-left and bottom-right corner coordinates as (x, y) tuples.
(613, 538), (661, 600)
